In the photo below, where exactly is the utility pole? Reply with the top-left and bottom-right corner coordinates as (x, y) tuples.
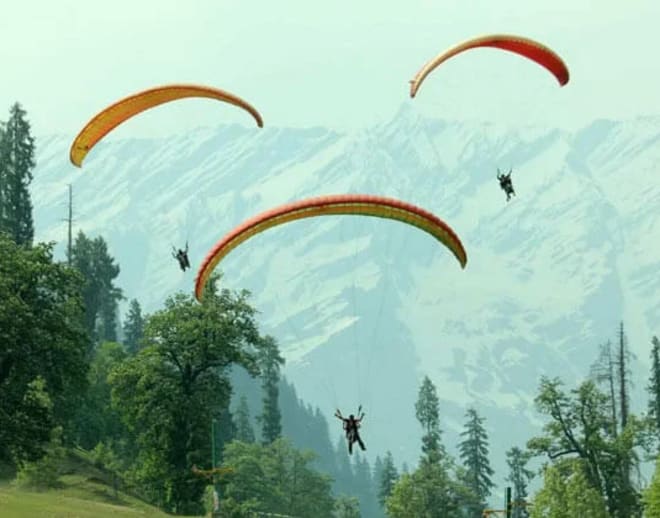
(67, 184), (73, 265)
(482, 487), (519, 518)
(191, 419), (233, 517)
(61, 184), (74, 265)
(211, 418), (221, 518)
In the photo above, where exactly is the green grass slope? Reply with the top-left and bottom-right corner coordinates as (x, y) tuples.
(0, 450), (194, 518)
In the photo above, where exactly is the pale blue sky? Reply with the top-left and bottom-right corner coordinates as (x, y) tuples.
(0, 0), (658, 138)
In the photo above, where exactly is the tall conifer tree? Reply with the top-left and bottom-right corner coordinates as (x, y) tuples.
(258, 335), (284, 444)
(458, 408), (495, 515)
(0, 102), (35, 246)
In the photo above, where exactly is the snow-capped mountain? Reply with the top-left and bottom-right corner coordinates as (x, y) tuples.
(31, 104), (660, 489)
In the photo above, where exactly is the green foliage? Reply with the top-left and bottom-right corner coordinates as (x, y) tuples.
(353, 452), (379, 517)
(643, 455), (660, 518)
(15, 427), (66, 489)
(527, 376), (643, 518)
(377, 451), (398, 507)
(590, 340), (619, 437)
(384, 375), (470, 516)
(0, 102), (35, 246)
(1, 448), (177, 517)
(230, 368), (359, 509)
(1, 376), (53, 465)
(616, 322), (631, 431)
(235, 395), (256, 443)
(278, 377), (337, 480)
(91, 441), (125, 499)
(215, 404), (237, 464)
(415, 375), (444, 464)
(334, 435), (354, 494)
(70, 231), (123, 345)
(530, 460), (608, 518)
(109, 290), (264, 514)
(258, 335), (284, 444)
(458, 407), (494, 513)
(74, 341), (129, 450)
(221, 438), (335, 517)
(385, 461), (463, 518)
(648, 337), (660, 435)
(217, 496), (261, 517)
(0, 234), (88, 463)
(334, 495), (361, 517)
(91, 441), (122, 472)
(122, 299), (144, 354)
(505, 447), (534, 518)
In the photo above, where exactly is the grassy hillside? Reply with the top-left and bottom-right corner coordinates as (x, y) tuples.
(0, 450), (195, 518)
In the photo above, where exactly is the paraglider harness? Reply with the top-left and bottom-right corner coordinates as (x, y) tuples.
(172, 242), (191, 271)
(334, 406), (366, 454)
(497, 168), (515, 201)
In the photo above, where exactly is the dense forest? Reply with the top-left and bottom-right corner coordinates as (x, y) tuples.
(3, 102), (660, 517)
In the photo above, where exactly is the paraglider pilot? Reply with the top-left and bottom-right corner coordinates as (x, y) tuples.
(335, 407), (366, 454)
(497, 168), (516, 202)
(172, 242), (191, 271)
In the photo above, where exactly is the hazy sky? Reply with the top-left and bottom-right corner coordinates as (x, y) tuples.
(1, 0), (658, 139)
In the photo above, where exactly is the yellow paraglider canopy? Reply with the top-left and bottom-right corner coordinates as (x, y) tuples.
(195, 194), (467, 301)
(70, 84), (264, 167)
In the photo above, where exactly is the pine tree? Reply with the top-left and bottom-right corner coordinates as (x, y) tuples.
(99, 289), (121, 342)
(334, 435), (354, 495)
(71, 232), (123, 346)
(590, 340), (618, 436)
(310, 406), (336, 477)
(648, 336), (660, 434)
(235, 395), (255, 443)
(615, 321), (639, 516)
(415, 375), (443, 463)
(373, 455), (384, 503)
(0, 102), (35, 246)
(458, 408), (495, 514)
(644, 455), (660, 517)
(505, 447), (534, 518)
(258, 335), (284, 444)
(617, 322), (631, 429)
(122, 299), (144, 354)
(378, 451), (399, 507)
(353, 452), (378, 517)
(95, 239), (123, 342)
(215, 404), (235, 465)
(396, 376), (463, 516)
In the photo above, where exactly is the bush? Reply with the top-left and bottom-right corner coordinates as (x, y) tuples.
(15, 427), (65, 490)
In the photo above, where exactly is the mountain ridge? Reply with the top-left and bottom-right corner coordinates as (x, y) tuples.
(31, 105), (660, 488)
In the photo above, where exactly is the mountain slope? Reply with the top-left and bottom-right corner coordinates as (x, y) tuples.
(30, 106), (660, 489)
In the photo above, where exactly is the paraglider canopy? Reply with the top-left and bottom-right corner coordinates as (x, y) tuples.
(195, 194), (467, 301)
(409, 34), (570, 98)
(70, 84), (264, 167)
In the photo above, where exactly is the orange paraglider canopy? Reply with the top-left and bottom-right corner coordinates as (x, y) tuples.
(410, 34), (570, 98)
(70, 84), (263, 167)
(195, 194), (467, 301)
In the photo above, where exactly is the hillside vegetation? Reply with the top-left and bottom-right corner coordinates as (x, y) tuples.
(0, 450), (186, 518)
